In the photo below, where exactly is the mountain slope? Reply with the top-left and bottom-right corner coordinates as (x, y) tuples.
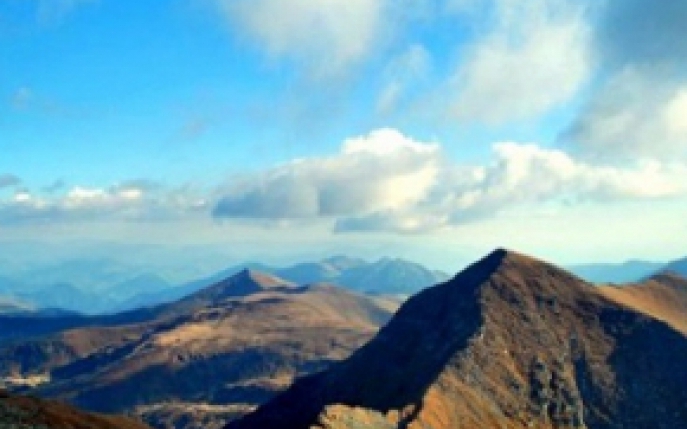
(336, 258), (449, 295)
(662, 256), (687, 278)
(0, 270), (397, 429)
(599, 272), (687, 334)
(121, 257), (446, 311)
(229, 249), (687, 429)
(0, 390), (151, 429)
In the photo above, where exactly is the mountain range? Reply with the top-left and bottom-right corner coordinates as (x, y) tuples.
(0, 256), (446, 315)
(1, 249), (686, 428)
(0, 269), (398, 429)
(4, 252), (687, 316)
(229, 249), (687, 429)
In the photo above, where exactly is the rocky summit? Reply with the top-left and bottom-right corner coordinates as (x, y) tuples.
(228, 249), (687, 429)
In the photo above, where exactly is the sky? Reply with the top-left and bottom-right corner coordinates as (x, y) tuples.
(1, 0), (687, 270)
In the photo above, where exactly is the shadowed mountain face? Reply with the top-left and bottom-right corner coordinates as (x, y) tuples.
(228, 249), (687, 429)
(0, 269), (397, 429)
(0, 390), (151, 429)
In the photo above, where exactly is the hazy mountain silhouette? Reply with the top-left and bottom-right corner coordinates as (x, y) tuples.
(567, 260), (663, 283)
(663, 256), (687, 278)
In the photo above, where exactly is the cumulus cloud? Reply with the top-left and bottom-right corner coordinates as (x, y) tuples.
(0, 181), (206, 226)
(214, 129), (687, 233)
(564, 69), (687, 159)
(217, 0), (387, 77)
(213, 129), (441, 219)
(563, 0), (687, 159)
(444, 143), (687, 224)
(449, 0), (592, 124)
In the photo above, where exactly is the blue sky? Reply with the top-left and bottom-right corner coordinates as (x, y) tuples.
(1, 0), (687, 269)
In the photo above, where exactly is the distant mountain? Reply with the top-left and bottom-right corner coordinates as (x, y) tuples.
(105, 273), (172, 302)
(111, 262), (274, 311)
(12, 258), (144, 291)
(0, 270), (398, 429)
(567, 260), (664, 283)
(0, 255), (447, 314)
(663, 256), (687, 278)
(229, 249), (687, 429)
(0, 270), (173, 315)
(0, 297), (32, 315)
(336, 257), (449, 295)
(0, 390), (151, 429)
(121, 256), (447, 310)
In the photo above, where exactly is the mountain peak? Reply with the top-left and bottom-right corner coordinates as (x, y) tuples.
(169, 269), (296, 312)
(236, 268), (292, 288)
(229, 250), (687, 429)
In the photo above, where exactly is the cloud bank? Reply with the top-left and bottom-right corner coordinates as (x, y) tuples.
(213, 129), (687, 233)
(0, 180), (207, 226)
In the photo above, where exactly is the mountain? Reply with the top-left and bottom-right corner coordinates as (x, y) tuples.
(105, 273), (172, 302)
(11, 258), (144, 291)
(112, 262), (275, 311)
(0, 273), (172, 315)
(0, 390), (151, 429)
(336, 258), (449, 295)
(599, 272), (687, 334)
(1, 256), (445, 314)
(0, 298), (32, 315)
(662, 256), (687, 278)
(121, 256), (447, 310)
(229, 249), (687, 429)
(567, 260), (663, 283)
(0, 270), (398, 429)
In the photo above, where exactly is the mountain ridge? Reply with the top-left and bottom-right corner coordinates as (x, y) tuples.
(228, 248), (687, 429)
(0, 268), (399, 429)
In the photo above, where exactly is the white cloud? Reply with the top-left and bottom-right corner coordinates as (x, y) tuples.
(217, 0), (387, 77)
(213, 129), (441, 220)
(377, 44), (432, 113)
(563, 1), (687, 160)
(564, 68), (687, 160)
(0, 181), (206, 225)
(214, 129), (687, 233)
(450, 143), (687, 220)
(449, 0), (592, 124)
